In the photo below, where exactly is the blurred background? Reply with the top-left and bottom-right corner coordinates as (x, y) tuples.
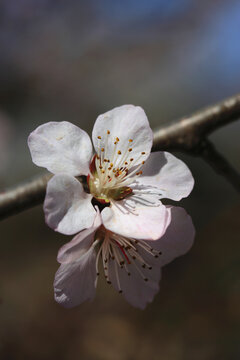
(0, 0), (240, 359)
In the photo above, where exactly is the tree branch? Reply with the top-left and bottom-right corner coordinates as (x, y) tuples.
(0, 93), (240, 220)
(152, 93), (240, 151)
(199, 139), (240, 192)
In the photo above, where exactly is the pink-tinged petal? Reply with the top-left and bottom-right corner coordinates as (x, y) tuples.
(44, 174), (96, 235)
(54, 246), (97, 308)
(28, 121), (93, 176)
(137, 152), (194, 201)
(145, 206), (195, 267)
(58, 208), (102, 264)
(108, 257), (161, 309)
(92, 105), (153, 167)
(102, 201), (171, 240)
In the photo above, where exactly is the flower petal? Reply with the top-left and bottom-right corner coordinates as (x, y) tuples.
(28, 121), (93, 176)
(54, 245), (97, 308)
(108, 256), (161, 309)
(92, 105), (153, 167)
(102, 201), (171, 240)
(145, 206), (195, 267)
(44, 174), (96, 235)
(57, 207), (102, 264)
(136, 152), (194, 201)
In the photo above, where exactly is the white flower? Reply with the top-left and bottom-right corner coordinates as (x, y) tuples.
(28, 105), (195, 308)
(54, 206), (195, 309)
(28, 105), (194, 241)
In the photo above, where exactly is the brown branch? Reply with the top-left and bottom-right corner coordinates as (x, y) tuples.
(0, 174), (52, 220)
(152, 93), (240, 151)
(0, 93), (240, 220)
(199, 140), (240, 192)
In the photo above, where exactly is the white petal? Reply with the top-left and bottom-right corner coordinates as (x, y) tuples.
(54, 246), (97, 308)
(58, 208), (102, 264)
(108, 257), (161, 309)
(136, 152), (194, 201)
(92, 105), (153, 167)
(28, 121), (93, 176)
(146, 206), (195, 267)
(102, 201), (171, 240)
(44, 174), (96, 235)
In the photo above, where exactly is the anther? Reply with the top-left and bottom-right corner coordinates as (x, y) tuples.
(125, 161), (128, 165)
(141, 152), (145, 155)
(96, 272), (100, 276)
(142, 264), (146, 268)
(118, 150), (122, 155)
(144, 278), (148, 282)
(116, 137), (120, 142)
(119, 290), (123, 294)
(130, 158), (134, 161)
(107, 130), (110, 134)
(142, 161), (145, 164)
(148, 267), (152, 270)
(129, 139), (133, 142)
(128, 148), (132, 152)
(97, 136), (101, 139)
(136, 171), (142, 175)
(101, 148), (104, 152)
(107, 280), (111, 284)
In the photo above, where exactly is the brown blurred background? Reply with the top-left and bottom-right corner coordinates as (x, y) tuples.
(0, 1), (240, 359)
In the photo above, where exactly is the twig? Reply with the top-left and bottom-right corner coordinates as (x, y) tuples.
(0, 93), (240, 220)
(199, 139), (240, 192)
(152, 93), (240, 151)
(0, 174), (52, 220)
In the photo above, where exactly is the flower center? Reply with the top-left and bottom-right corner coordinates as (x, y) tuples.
(94, 226), (162, 292)
(88, 131), (146, 203)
